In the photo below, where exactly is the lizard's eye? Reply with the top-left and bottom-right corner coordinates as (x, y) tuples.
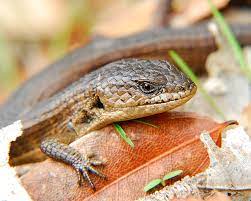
(139, 81), (157, 94)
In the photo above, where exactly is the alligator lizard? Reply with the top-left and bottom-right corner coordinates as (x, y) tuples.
(9, 58), (197, 189)
(0, 22), (251, 188)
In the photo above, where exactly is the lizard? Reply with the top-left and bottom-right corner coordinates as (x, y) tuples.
(0, 22), (250, 189)
(13, 58), (197, 189)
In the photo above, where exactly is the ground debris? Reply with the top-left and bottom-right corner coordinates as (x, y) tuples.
(178, 22), (251, 122)
(137, 126), (251, 201)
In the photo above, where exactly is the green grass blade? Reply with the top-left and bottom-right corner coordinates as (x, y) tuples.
(143, 179), (162, 192)
(132, 119), (159, 128)
(208, 0), (251, 80)
(113, 123), (134, 148)
(162, 170), (183, 181)
(169, 50), (226, 120)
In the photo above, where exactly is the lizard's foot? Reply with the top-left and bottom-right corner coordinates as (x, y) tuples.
(40, 139), (106, 190)
(73, 153), (107, 189)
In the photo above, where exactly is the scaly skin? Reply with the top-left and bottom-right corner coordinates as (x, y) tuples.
(9, 59), (196, 166)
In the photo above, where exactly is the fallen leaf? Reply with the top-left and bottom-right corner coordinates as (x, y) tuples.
(20, 112), (231, 201)
(199, 126), (251, 190)
(138, 124), (251, 201)
(93, 0), (167, 37)
(169, 0), (230, 27)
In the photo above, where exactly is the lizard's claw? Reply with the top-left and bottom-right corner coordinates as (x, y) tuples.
(72, 155), (106, 190)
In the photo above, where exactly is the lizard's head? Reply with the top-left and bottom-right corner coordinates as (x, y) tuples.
(91, 59), (196, 124)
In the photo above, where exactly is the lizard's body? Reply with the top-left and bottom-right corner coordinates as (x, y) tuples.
(9, 59), (196, 165)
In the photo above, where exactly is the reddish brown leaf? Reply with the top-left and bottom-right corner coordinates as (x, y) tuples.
(20, 112), (235, 201)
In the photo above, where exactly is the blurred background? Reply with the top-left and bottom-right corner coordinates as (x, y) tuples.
(0, 0), (251, 103)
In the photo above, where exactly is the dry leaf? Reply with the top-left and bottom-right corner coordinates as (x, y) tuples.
(199, 126), (251, 190)
(93, 0), (167, 37)
(169, 0), (230, 27)
(19, 112), (231, 201)
(138, 125), (251, 201)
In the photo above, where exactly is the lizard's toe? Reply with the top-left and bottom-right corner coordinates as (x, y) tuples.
(73, 156), (106, 189)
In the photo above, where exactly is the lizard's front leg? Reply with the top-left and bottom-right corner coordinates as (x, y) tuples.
(40, 139), (106, 190)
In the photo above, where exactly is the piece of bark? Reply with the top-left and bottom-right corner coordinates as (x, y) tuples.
(0, 121), (32, 201)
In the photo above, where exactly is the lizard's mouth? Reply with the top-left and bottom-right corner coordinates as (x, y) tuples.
(104, 84), (197, 121)
(144, 83), (196, 105)
(106, 82), (196, 109)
